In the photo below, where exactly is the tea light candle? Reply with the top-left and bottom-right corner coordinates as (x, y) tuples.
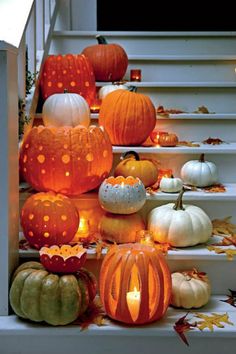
(126, 287), (141, 320)
(90, 99), (101, 113)
(130, 69), (142, 82)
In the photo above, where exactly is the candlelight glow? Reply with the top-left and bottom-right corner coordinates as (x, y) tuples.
(126, 286), (141, 321)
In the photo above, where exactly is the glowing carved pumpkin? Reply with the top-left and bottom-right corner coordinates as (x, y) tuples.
(20, 192), (80, 249)
(19, 125), (113, 196)
(99, 89), (156, 146)
(82, 35), (128, 82)
(99, 243), (172, 324)
(40, 54), (96, 106)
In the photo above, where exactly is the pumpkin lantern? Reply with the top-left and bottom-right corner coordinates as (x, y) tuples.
(114, 151), (158, 187)
(20, 191), (80, 249)
(40, 54), (96, 105)
(99, 89), (156, 146)
(82, 35), (128, 82)
(19, 125), (113, 196)
(99, 243), (172, 324)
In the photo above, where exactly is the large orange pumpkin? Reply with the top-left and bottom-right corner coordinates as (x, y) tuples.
(21, 192), (79, 249)
(99, 89), (156, 146)
(40, 54), (96, 106)
(82, 35), (128, 82)
(19, 125), (113, 196)
(99, 243), (171, 324)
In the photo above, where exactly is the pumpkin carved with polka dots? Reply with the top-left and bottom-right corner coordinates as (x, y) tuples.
(19, 125), (113, 196)
(40, 54), (96, 106)
(20, 192), (80, 249)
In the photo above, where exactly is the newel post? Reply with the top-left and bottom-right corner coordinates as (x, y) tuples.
(0, 42), (19, 315)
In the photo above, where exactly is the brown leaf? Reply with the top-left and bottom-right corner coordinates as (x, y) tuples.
(207, 246), (236, 260)
(19, 239), (30, 250)
(195, 313), (234, 331)
(212, 235), (236, 247)
(156, 105), (185, 115)
(72, 299), (107, 331)
(193, 105), (211, 114)
(183, 268), (209, 283)
(177, 141), (200, 147)
(212, 216), (236, 236)
(202, 137), (225, 145)
(201, 184), (226, 193)
(220, 289), (236, 308)
(173, 313), (197, 346)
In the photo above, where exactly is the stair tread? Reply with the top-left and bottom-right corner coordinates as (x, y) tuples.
(96, 81), (236, 88)
(128, 54), (236, 61)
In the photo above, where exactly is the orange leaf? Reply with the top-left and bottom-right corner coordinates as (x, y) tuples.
(173, 313), (197, 346)
(72, 299), (107, 331)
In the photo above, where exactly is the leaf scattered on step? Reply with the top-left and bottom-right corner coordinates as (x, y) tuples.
(19, 239), (30, 250)
(177, 141), (200, 147)
(183, 268), (209, 282)
(212, 216), (236, 236)
(173, 313), (197, 346)
(156, 105), (185, 115)
(202, 137), (225, 145)
(212, 234), (236, 247)
(193, 105), (213, 114)
(201, 184), (226, 193)
(195, 313), (234, 331)
(221, 289), (236, 308)
(207, 246), (236, 260)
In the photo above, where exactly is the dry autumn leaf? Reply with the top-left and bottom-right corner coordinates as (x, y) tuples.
(202, 137), (225, 145)
(156, 105), (185, 115)
(173, 313), (197, 346)
(212, 234), (236, 247)
(221, 289), (236, 308)
(195, 313), (234, 331)
(212, 216), (236, 236)
(201, 184), (226, 193)
(207, 246), (236, 260)
(177, 141), (200, 147)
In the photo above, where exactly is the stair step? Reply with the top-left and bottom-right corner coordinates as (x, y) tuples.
(128, 54), (236, 61)
(97, 81), (236, 88)
(52, 31), (236, 37)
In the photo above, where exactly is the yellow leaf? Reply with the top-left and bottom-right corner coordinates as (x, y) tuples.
(195, 313), (234, 331)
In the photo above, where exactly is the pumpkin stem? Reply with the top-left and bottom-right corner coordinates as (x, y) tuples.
(64, 89), (68, 94)
(128, 86), (137, 93)
(96, 35), (107, 44)
(173, 188), (186, 211)
(112, 81), (127, 85)
(121, 151), (140, 161)
(199, 153), (205, 162)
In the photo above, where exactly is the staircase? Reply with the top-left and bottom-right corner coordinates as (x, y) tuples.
(1, 1), (236, 353)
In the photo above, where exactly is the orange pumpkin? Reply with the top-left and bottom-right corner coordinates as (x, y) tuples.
(159, 133), (179, 147)
(19, 125), (113, 196)
(82, 35), (128, 82)
(99, 243), (172, 324)
(40, 54), (96, 106)
(21, 192), (79, 249)
(114, 151), (158, 187)
(99, 89), (156, 146)
(99, 212), (145, 243)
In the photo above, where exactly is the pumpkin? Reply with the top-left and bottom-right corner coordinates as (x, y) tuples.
(171, 269), (211, 309)
(98, 82), (129, 100)
(42, 90), (90, 128)
(160, 175), (183, 193)
(81, 35), (128, 82)
(19, 125), (113, 196)
(98, 176), (146, 215)
(114, 151), (158, 187)
(99, 89), (156, 146)
(10, 261), (97, 326)
(40, 54), (96, 106)
(147, 189), (212, 247)
(159, 133), (179, 147)
(99, 243), (172, 324)
(181, 153), (218, 187)
(99, 212), (145, 244)
(21, 192), (80, 249)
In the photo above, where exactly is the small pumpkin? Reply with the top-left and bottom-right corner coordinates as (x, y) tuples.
(10, 261), (97, 326)
(99, 88), (156, 146)
(114, 151), (158, 187)
(171, 269), (211, 309)
(99, 212), (145, 243)
(160, 175), (183, 193)
(147, 188), (212, 247)
(181, 154), (218, 187)
(82, 35), (128, 82)
(159, 133), (179, 147)
(42, 90), (90, 127)
(98, 176), (146, 215)
(98, 82), (129, 100)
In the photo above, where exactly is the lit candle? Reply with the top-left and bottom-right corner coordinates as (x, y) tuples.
(126, 287), (141, 321)
(130, 69), (142, 82)
(139, 230), (155, 247)
(90, 99), (101, 113)
(74, 217), (90, 242)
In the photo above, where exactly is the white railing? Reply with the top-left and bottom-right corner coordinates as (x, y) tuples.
(0, 0), (59, 316)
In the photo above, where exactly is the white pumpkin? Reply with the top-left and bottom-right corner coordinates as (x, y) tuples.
(98, 176), (146, 215)
(171, 269), (211, 308)
(181, 153), (218, 187)
(147, 189), (212, 247)
(160, 176), (183, 193)
(42, 90), (90, 127)
(98, 83), (129, 100)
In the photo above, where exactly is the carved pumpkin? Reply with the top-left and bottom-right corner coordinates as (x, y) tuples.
(181, 154), (218, 187)
(98, 82), (129, 100)
(98, 176), (146, 214)
(99, 243), (172, 324)
(171, 269), (211, 309)
(99, 212), (145, 243)
(99, 89), (156, 145)
(159, 133), (179, 147)
(40, 54), (96, 106)
(42, 90), (90, 127)
(10, 261), (97, 326)
(20, 192), (80, 249)
(82, 35), (128, 82)
(114, 151), (158, 187)
(159, 175), (183, 193)
(147, 189), (212, 247)
(19, 125), (113, 196)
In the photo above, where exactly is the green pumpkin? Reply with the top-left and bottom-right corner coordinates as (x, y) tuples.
(10, 261), (97, 326)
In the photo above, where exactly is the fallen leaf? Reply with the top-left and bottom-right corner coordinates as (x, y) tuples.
(173, 313), (197, 346)
(183, 268), (209, 282)
(201, 184), (226, 193)
(212, 234), (236, 247)
(193, 106), (215, 114)
(221, 289), (236, 308)
(19, 239), (30, 250)
(177, 141), (200, 147)
(156, 105), (185, 115)
(202, 137), (225, 145)
(195, 313), (233, 331)
(207, 246), (236, 260)
(212, 216), (236, 236)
